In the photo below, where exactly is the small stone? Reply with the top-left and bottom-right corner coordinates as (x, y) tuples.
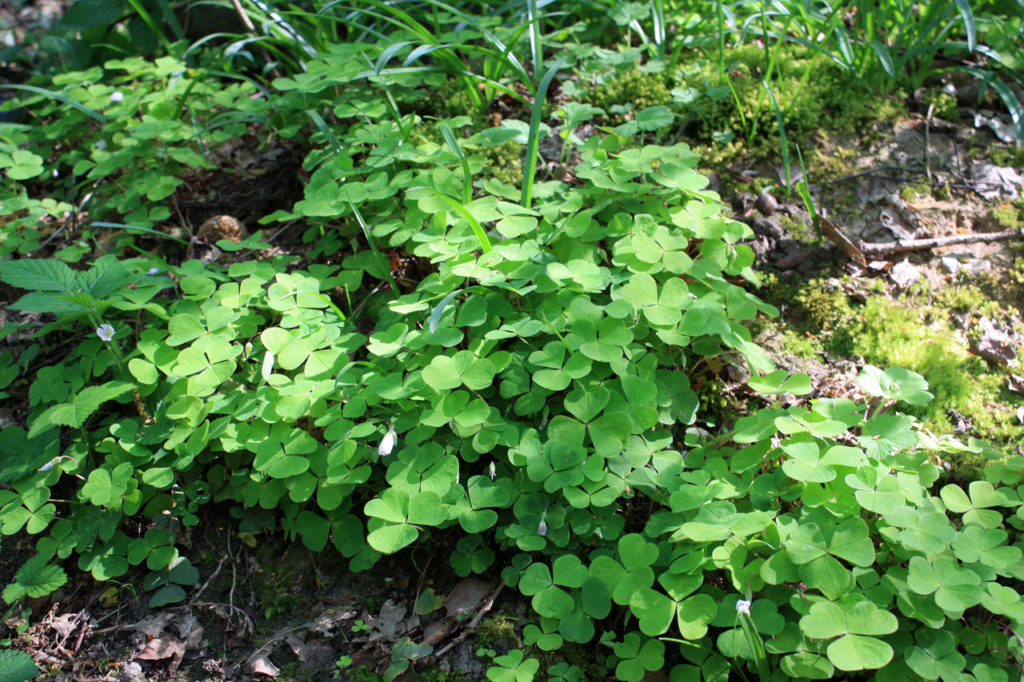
(940, 257), (961, 274)
(117, 662), (144, 682)
(197, 215), (247, 243)
(755, 192), (778, 216)
(889, 259), (921, 289)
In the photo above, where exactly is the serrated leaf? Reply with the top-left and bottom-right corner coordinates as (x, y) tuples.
(3, 554), (68, 604)
(0, 649), (40, 682)
(0, 258), (77, 291)
(614, 106), (675, 136)
(29, 381), (134, 437)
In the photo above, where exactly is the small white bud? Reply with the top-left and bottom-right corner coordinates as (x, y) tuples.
(147, 266), (160, 275)
(488, 461), (497, 481)
(261, 351), (274, 382)
(537, 519), (548, 537)
(38, 459), (56, 472)
(96, 323), (115, 341)
(110, 91), (124, 103)
(736, 599), (752, 616)
(378, 427), (397, 457)
(96, 139), (107, 151)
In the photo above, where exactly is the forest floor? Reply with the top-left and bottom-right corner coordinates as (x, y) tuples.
(2, 3), (1023, 680)
(3, 84), (1021, 682)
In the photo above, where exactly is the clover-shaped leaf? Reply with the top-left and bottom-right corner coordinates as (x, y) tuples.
(940, 481), (1011, 528)
(856, 365), (933, 406)
(952, 526), (1020, 569)
(80, 462), (135, 508)
(486, 650), (539, 682)
(518, 563), (575, 618)
(612, 632), (665, 682)
(615, 273), (689, 326)
(571, 317), (634, 363)
(799, 599), (897, 671)
(2, 149), (45, 180)
(905, 629), (966, 681)
(907, 555), (983, 613)
(781, 441), (835, 483)
(422, 350), (496, 391)
(845, 469), (904, 515)
(748, 370), (812, 395)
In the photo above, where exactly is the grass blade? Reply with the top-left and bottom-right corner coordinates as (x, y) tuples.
(953, 0), (976, 52)
(152, 0), (184, 40)
(651, 0), (666, 61)
(306, 109), (343, 154)
(960, 67), (1024, 145)
(123, 0), (174, 52)
(527, 0), (544, 77)
(416, 189), (493, 253)
(345, 193), (401, 296)
(438, 122), (474, 205)
(90, 222), (190, 245)
(869, 40), (896, 78)
(429, 290), (461, 332)
(0, 84), (107, 124)
(793, 144), (821, 242)
(521, 58), (563, 209)
(763, 78), (790, 193)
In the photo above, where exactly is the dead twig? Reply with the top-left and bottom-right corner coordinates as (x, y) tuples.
(424, 582), (504, 665)
(857, 228), (1024, 258)
(190, 552), (229, 606)
(925, 103), (934, 183)
(824, 166), (911, 183)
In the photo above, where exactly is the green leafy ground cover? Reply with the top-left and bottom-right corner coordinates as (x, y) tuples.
(1, 0), (1024, 679)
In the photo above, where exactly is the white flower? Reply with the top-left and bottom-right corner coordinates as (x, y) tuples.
(96, 139), (107, 151)
(537, 519), (548, 537)
(261, 351), (275, 382)
(736, 599), (752, 616)
(38, 459), (56, 472)
(147, 266), (160, 275)
(96, 323), (115, 341)
(110, 91), (124, 103)
(378, 426), (398, 457)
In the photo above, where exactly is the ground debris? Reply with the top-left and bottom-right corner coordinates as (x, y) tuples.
(972, 317), (1019, 366)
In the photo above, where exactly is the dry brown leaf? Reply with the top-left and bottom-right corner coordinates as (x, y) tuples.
(367, 600), (407, 642)
(445, 579), (493, 617)
(421, 618), (455, 647)
(134, 612), (175, 638)
(973, 317), (1018, 365)
(136, 635), (185, 662)
(176, 613), (204, 650)
(250, 654), (280, 677)
(50, 613), (77, 638)
(818, 214), (867, 266)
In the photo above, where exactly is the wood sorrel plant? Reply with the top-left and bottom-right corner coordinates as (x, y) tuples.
(2, 45), (1023, 681)
(0, 53), (266, 242)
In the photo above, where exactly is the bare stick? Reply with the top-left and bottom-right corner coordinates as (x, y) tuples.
(925, 103), (934, 183)
(859, 229), (1024, 257)
(190, 553), (229, 605)
(427, 583), (504, 663)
